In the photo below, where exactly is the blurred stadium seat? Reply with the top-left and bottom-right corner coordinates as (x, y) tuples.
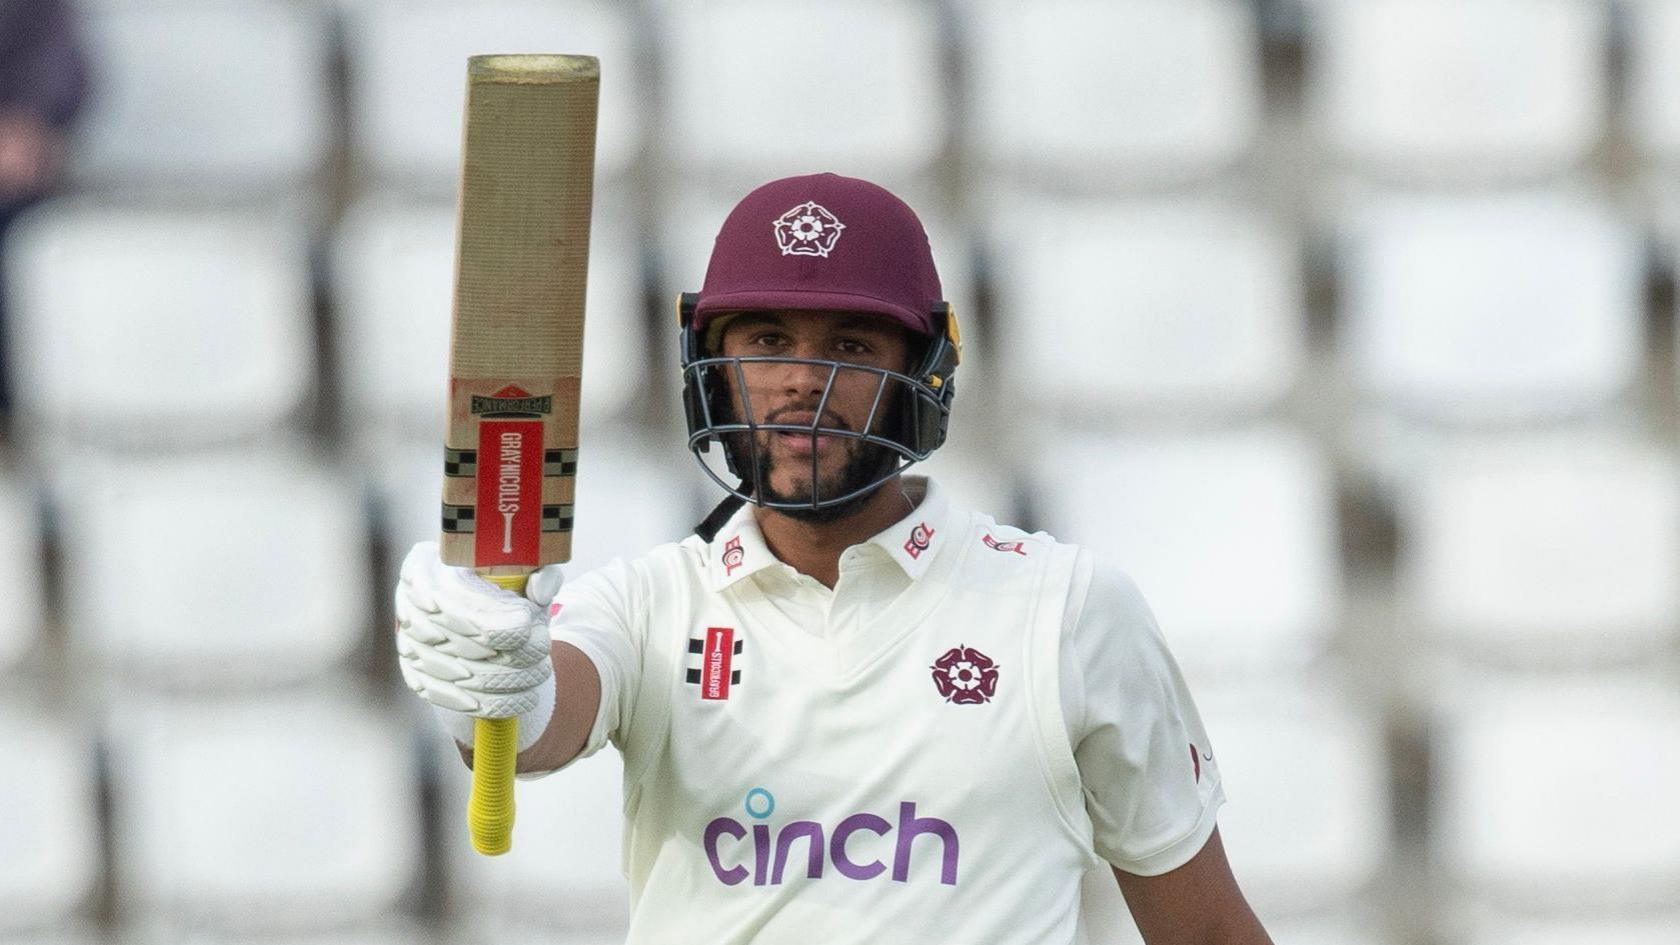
(1196, 679), (1390, 914)
(0, 472), (44, 674)
(988, 194), (1303, 420)
(1398, 433), (1680, 667)
(120, 924), (437, 945)
(1623, 0), (1680, 165)
(3, 202), (315, 449)
(1434, 675), (1680, 910)
(439, 732), (629, 934)
(1307, 0), (1608, 182)
(1338, 189), (1643, 425)
(69, 0), (333, 196)
(330, 198), (649, 442)
(106, 691), (420, 932)
(60, 447), (369, 691)
(1032, 425), (1340, 679)
(1259, 911), (1398, 945)
(340, 0), (642, 190)
(963, 0), (1262, 188)
(0, 699), (99, 933)
(1454, 906), (1680, 945)
(662, 0), (946, 184)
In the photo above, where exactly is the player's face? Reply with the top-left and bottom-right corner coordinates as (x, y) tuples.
(717, 310), (913, 508)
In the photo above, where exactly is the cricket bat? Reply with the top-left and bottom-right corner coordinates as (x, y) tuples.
(441, 53), (598, 856)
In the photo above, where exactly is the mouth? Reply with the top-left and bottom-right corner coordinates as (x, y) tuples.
(772, 429), (843, 456)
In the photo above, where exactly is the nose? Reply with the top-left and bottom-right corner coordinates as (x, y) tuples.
(773, 344), (834, 397)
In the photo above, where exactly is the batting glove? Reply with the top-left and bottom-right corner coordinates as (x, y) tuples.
(395, 541), (562, 751)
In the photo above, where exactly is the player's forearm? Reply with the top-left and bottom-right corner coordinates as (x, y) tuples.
(453, 640), (601, 774)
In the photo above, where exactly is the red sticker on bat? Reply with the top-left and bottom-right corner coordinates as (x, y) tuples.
(475, 419), (543, 566)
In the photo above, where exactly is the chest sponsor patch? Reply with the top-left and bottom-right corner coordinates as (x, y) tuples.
(687, 627), (743, 700)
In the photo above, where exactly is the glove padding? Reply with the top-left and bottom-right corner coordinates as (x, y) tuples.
(395, 541), (561, 720)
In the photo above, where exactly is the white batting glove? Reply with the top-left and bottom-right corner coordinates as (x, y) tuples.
(394, 541), (563, 751)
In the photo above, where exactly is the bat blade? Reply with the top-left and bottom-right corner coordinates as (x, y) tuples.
(438, 53), (598, 857)
(442, 53), (598, 574)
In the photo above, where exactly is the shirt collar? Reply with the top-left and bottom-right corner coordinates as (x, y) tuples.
(704, 476), (956, 591)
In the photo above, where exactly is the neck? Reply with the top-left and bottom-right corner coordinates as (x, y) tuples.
(754, 476), (918, 589)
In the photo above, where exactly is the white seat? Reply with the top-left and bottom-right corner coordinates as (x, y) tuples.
(1192, 680), (1390, 912)
(60, 448), (368, 691)
(1339, 190), (1642, 424)
(964, 0), (1262, 187)
(439, 729), (630, 930)
(106, 691), (420, 932)
(341, 0), (641, 187)
(331, 197), (650, 440)
(1398, 433), (1680, 666)
(0, 474), (44, 674)
(1455, 905), (1680, 945)
(990, 195), (1303, 419)
(116, 920), (432, 945)
(663, 0), (946, 182)
(1307, 0), (1608, 182)
(0, 700), (99, 933)
(3, 202), (314, 449)
(1434, 675), (1680, 908)
(1031, 426), (1340, 678)
(1621, 1), (1680, 164)
(70, 0), (331, 194)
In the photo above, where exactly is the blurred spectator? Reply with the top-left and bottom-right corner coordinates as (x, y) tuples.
(0, 0), (88, 414)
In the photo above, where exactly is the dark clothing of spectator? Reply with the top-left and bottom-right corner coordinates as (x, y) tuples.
(0, 0), (89, 413)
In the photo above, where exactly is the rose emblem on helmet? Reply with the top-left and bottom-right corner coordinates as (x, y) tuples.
(773, 201), (846, 257)
(930, 645), (999, 705)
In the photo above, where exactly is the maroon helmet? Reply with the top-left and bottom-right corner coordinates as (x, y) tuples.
(678, 173), (962, 518)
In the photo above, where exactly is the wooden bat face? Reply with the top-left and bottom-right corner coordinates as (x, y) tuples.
(440, 54), (598, 571)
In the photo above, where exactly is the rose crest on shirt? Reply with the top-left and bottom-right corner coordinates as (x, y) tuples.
(930, 645), (999, 705)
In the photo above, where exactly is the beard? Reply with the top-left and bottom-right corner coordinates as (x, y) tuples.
(729, 430), (900, 523)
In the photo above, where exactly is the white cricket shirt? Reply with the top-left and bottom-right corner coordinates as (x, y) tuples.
(544, 477), (1224, 944)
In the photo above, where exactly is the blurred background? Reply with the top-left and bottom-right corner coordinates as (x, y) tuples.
(2, 0), (1679, 943)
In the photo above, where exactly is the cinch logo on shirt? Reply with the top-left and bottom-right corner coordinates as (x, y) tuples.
(703, 788), (960, 887)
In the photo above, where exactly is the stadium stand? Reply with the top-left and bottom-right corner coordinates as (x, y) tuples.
(3, 202), (316, 449)
(0, 471), (44, 674)
(1031, 425), (1340, 679)
(60, 447), (368, 691)
(0, 698), (99, 934)
(662, 0), (947, 184)
(69, 0), (333, 196)
(1433, 675), (1680, 910)
(962, 0), (1263, 188)
(105, 691), (420, 931)
(987, 193), (1304, 420)
(340, 0), (642, 189)
(1307, 0), (1608, 182)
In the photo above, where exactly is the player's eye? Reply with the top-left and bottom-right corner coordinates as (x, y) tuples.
(836, 338), (873, 356)
(750, 331), (789, 348)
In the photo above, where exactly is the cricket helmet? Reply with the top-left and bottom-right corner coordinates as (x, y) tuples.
(678, 172), (962, 513)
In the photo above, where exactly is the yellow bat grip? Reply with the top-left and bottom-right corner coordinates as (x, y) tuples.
(468, 571), (529, 856)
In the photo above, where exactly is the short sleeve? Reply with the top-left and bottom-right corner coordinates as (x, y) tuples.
(1065, 556), (1226, 876)
(546, 556), (644, 764)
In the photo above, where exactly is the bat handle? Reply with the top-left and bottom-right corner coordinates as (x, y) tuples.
(468, 570), (530, 856)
